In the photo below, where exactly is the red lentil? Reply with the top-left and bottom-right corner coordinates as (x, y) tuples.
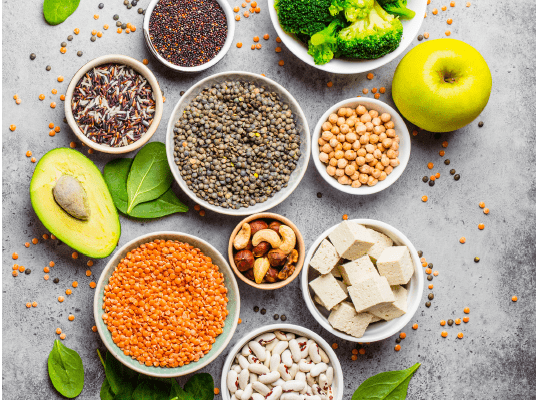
(60, 333), (66, 340)
(394, 344), (401, 351)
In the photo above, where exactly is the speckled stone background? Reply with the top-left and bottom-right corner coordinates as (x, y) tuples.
(3, 0), (535, 398)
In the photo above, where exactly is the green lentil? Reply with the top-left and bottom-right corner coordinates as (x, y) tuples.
(418, 250), (423, 257)
(428, 263), (433, 268)
(450, 169), (456, 175)
(138, 8), (144, 14)
(428, 293), (434, 300)
(98, 3), (104, 8)
(24, 269), (31, 275)
(61, 41), (67, 47)
(91, 36), (97, 42)
(116, 21), (122, 27)
(273, 314), (279, 320)
(425, 301), (431, 307)
(179, 90), (185, 96)
(422, 176), (429, 183)
(427, 275), (433, 281)
(46, 65), (51, 71)
(260, 308), (266, 315)
(77, 51), (83, 57)
(281, 315), (287, 321)
(429, 180), (435, 187)
(121, 23), (127, 29)
(253, 306), (259, 312)
(53, 277), (59, 283)
(67, 35), (74, 41)
(317, 192), (322, 198)
(417, 34), (423, 41)
(395, 338), (401, 343)
(474, 257), (480, 263)
(478, 121), (484, 127)
(447, 319), (454, 326)
(113, 14), (120, 20)
(454, 174), (460, 181)
(444, 159), (450, 165)
(30, 53), (36, 60)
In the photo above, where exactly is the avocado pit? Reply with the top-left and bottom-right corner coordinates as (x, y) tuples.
(52, 175), (91, 220)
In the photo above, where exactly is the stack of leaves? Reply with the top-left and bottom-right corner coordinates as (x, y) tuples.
(104, 142), (188, 219)
(99, 350), (214, 400)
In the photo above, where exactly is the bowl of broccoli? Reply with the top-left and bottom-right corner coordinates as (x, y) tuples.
(268, 0), (426, 74)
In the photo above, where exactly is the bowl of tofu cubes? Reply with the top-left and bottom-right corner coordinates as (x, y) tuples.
(301, 219), (423, 342)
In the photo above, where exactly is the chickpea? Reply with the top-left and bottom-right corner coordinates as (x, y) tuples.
(351, 180), (362, 188)
(372, 117), (382, 126)
(352, 141), (361, 151)
(322, 131), (334, 141)
(379, 171), (387, 181)
(349, 160), (357, 168)
(371, 168), (381, 179)
(350, 172), (360, 181)
(386, 149), (396, 159)
(337, 117), (346, 126)
(338, 175), (350, 185)
(367, 176), (378, 186)
(319, 152), (329, 163)
(390, 158), (400, 167)
(379, 132), (387, 141)
(377, 143), (385, 152)
(356, 156), (366, 166)
(326, 165), (336, 176)
(337, 134), (346, 142)
(328, 151), (335, 159)
(340, 124), (350, 134)
(380, 113), (391, 123)
(345, 132), (357, 143)
(391, 141), (399, 151)
(337, 108), (347, 117)
(328, 114), (338, 124)
(381, 154), (390, 166)
(331, 125), (340, 134)
(322, 121), (333, 131)
(329, 138), (339, 148)
(322, 144), (333, 153)
(342, 142), (352, 151)
(369, 134), (379, 144)
(345, 150), (357, 160)
(335, 168), (345, 177)
(369, 158), (378, 167)
(329, 158), (338, 167)
(364, 153), (375, 164)
(334, 143), (343, 151)
(360, 113), (372, 123)
(373, 149), (382, 159)
(359, 134), (370, 145)
(385, 120), (395, 129)
(346, 117), (356, 127)
(369, 109), (379, 118)
(373, 125), (383, 135)
(375, 162), (385, 171)
(356, 105), (367, 115)
(345, 164), (356, 176)
(356, 124), (367, 135)
(365, 144), (375, 154)
(386, 128), (396, 138)
(385, 165), (394, 175)
(394, 135), (400, 143)
(334, 150), (344, 159)
(359, 164), (371, 174)
(365, 121), (374, 132)
(337, 158), (348, 169)
(345, 108), (354, 118)
(357, 148), (367, 157)
(318, 138), (327, 146)
(382, 138), (393, 148)
(358, 173), (369, 184)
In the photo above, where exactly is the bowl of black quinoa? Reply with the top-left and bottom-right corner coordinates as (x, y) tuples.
(166, 71), (311, 215)
(143, 0), (235, 72)
(65, 54), (164, 154)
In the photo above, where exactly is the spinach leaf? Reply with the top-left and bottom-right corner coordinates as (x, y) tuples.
(126, 142), (173, 213)
(351, 363), (421, 400)
(132, 379), (175, 400)
(43, 0), (80, 25)
(103, 157), (188, 218)
(184, 373), (214, 400)
(47, 339), (84, 398)
(105, 351), (138, 398)
(100, 377), (115, 400)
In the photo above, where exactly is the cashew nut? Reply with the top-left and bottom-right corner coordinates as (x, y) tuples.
(253, 257), (271, 284)
(252, 229), (281, 248)
(233, 223), (251, 250)
(278, 225), (297, 254)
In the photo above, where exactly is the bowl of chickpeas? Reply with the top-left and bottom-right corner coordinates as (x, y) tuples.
(312, 98), (410, 195)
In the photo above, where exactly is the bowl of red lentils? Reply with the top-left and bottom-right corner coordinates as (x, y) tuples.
(65, 54), (164, 154)
(143, 0), (235, 72)
(94, 231), (240, 377)
(312, 97), (411, 195)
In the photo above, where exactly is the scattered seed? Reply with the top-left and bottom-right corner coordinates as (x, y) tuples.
(260, 308), (266, 315)
(447, 319), (454, 326)
(254, 306), (259, 312)
(512, 296), (518, 302)
(478, 121), (484, 127)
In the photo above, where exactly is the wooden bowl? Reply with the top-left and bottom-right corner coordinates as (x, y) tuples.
(228, 213), (305, 290)
(65, 54), (163, 154)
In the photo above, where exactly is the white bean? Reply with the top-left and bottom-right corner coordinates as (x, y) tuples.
(278, 364), (292, 381)
(273, 340), (289, 356)
(227, 370), (239, 394)
(239, 368), (250, 390)
(281, 350), (293, 368)
(311, 384), (323, 397)
(264, 350), (271, 368)
(249, 363), (270, 375)
(308, 340), (322, 364)
(298, 359), (314, 372)
(242, 343), (253, 357)
(308, 396), (321, 400)
(295, 371), (306, 382)
(250, 373), (258, 383)
(295, 337), (309, 359)
(281, 394), (304, 400)
(232, 365), (242, 374)
(289, 364), (299, 379)
(288, 339), (302, 363)
(231, 395), (238, 400)
(305, 385), (314, 396)
(235, 389), (244, 399)
(249, 341), (266, 361)
(251, 393), (265, 400)
(318, 374), (328, 392)
(306, 373), (315, 387)
(318, 347), (330, 364)
(275, 330), (295, 341)
(252, 381), (271, 396)
(310, 363), (328, 378)
(266, 338), (280, 352)
(248, 354), (262, 365)
(238, 355), (249, 370)
(266, 386), (283, 400)
(325, 367), (333, 386)
(270, 353), (281, 372)
(272, 378), (286, 387)
(282, 380), (306, 392)
(259, 371), (281, 385)
(242, 384), (253, 400)
(256, 332), (276, 345)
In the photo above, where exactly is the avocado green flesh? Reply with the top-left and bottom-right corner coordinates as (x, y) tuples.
(30, 148), (121, 258)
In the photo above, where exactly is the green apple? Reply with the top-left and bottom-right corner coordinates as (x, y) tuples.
(392, 39), (492, 132)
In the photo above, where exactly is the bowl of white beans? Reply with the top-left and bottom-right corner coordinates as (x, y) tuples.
(221, 324), (343, 400)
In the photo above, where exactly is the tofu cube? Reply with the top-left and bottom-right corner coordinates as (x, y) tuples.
(347, 276), (395, 313)
(328, 221), (375, 260)
(331, 264), (342, 279)
(366, 228), (393, 262)
(336, 279), (349, 295)
(339, 256), (379, 286)
(314, 279), (348, 307)
(368, 313), (383, 323)
(309, 239), (340, 275)
(376, 246), (414, 285)
(328, 301), (373, 338)
(314, 295), (341, 311)
(368, 285), (408, 321)
(309, 272), (347, 310)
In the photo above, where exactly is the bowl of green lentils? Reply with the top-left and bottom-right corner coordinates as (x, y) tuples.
(166, 71), (311, 215)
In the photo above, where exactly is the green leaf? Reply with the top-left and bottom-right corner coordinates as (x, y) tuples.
(184, 373), (214, 400)
(47, 339), (85, 398)
(128, 187), (188, 218)
(101, 377), (115, 400)
(351, 363), (421, 400)
(105, 351), (138, 397)
(132, 379), (176, 400)
(43, 0), (80, 25)
(126, 142), (173, 213)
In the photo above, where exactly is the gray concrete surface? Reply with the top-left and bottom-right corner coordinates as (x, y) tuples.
(2, 0), (535, 398)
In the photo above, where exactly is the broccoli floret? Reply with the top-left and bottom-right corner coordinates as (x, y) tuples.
(329, 0), (375, 22)
(377, 0), (415, 19)
(307, 19), (346, 65)
(275, 0), (335, 37)
(337, 1), (403, 59)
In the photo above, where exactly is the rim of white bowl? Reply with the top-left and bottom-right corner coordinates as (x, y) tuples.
(94, 231), (241, 377)
(267, 0), (427, 74)
(220, 324), (344, 400)
(301, 219), (424, 342)
(143, 0), (235, 72)
(312, 97), (411, 195)
(165, 71), (311, 216)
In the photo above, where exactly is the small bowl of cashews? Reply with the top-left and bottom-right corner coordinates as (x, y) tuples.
(221, 324), (344, 400)
(312, 98), (411, 195)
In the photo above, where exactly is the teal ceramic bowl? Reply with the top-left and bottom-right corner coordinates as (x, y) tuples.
(94, 231), (240, 377)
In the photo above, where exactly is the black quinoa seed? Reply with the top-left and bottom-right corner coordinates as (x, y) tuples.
(253, 306), (259, 312)
(61, 41), (67, 47)
(317, 192), (322, 198)
(418, 250), (423, 257)
(149, 0), (228, 67)
(113, 14), (120, 20)
(273, 314), (279, 320)
(444, 159), (450, 165)
(30, 53), (36, 60)
(46, 65), (51, 71)
(450, 169), (456, 175)
(77, 51), (83, 57)
(427, 275), (433, 281)
(24, 269), (31, 275)
(454, 174), (460, 181)
(417, 35), (423, 41)
(395, 338), (401, 343)
(425, 301), (431, 308)
(121, 23), (127, 29)
(429, 180), (435, 187)
(99, 3), (104, 8)
(281, 315), (287, 321)
(428, 293), (434, 300)
(447, 319), (454, 326)
(474, 257), (480, 263)
(478, 121), (484, 127)
(260, 308), (266, 315)
(138, 8), (144, 13)
(53, 277), (59, 283)
(422, 176), (429, 183)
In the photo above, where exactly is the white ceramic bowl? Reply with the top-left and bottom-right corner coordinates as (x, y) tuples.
(267, 0), (426, 74)
(312, 97), (410, 195)
(65, 54), (163, 154)
(94, 231), (240, 377)
(221, 324), (344, 400)
(166, 71), (311, 216)
(143, 0), (235, 72)
(301, 219), (423, 342)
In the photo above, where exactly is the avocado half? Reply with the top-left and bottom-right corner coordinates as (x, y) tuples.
(30, 148), (121, 258)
